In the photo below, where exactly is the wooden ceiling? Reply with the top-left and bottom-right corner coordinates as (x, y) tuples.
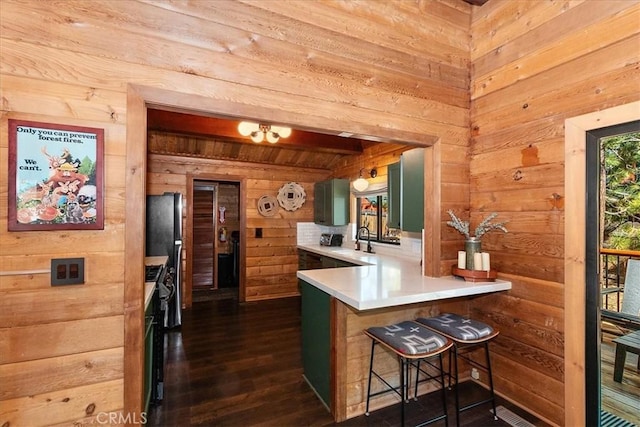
(147, 109), (375, 170)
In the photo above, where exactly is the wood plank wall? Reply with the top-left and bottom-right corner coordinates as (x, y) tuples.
(468, 1), (640, 426)
(147, 134), (332, 303)
(0, 1), (470, 422)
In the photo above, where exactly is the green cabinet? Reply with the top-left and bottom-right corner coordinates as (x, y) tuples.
(400, 148), (425, 232)
(298, 249), (323, 270)
(143, 294), (155, 413)
(387, 161), (401, 229)
(298, 249), (357, 270)
(314, 179), (350, 226)
(321, 256), (357, 269)
(300, 279), (331, 407)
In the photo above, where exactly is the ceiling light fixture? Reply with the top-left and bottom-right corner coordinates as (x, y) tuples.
(352, 167), (377, 192)
(238, 121), (291, 144)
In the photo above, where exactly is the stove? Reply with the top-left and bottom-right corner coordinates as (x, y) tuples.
(145, 264), (164, 283)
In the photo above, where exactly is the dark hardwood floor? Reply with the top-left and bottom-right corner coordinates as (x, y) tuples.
(147, 295), (548, 427)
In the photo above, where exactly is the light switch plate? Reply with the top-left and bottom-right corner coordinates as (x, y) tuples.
(51, 258), (85, 286)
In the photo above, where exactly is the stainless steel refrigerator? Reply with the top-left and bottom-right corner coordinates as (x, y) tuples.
(146, 192), (183, 328)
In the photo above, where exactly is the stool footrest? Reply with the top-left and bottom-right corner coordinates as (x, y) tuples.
(459, 395), (496, 414)
(367, 369), (405, 402)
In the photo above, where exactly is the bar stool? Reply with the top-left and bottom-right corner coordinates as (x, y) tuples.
(415, 313), (499, 427)
(364, 320), (453, 426)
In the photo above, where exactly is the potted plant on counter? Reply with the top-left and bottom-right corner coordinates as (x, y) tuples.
(447, 210), (508, 273)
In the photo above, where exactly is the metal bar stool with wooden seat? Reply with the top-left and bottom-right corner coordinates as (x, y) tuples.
(364, 320), (453, 427)
(415, 313), (499, 426)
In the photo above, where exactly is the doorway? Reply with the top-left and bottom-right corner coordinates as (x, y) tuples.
(123, 83), (450, 416)
(563, 101), (640, 427)
(187, 177), (242, 304)
(585, 121), (640, 426)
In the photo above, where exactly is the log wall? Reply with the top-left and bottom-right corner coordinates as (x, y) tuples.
(469, 1), (640, 425)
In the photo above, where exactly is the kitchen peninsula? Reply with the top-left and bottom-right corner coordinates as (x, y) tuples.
(296, 245), (511, 422)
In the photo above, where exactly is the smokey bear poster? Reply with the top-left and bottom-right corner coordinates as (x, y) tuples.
(8, 119), (104, 231)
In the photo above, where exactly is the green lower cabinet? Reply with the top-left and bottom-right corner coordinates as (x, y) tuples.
(300, 279), (331, 408)
(320, 256), (357, 269)
(143, 300), (155, 413)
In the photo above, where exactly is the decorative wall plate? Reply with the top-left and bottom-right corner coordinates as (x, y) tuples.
(277, 182), (306, 211)
(257, 195), (279, 217)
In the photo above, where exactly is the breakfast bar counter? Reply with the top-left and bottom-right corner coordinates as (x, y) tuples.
(297, 245), (511, 311)
(296, 244), (511, 421)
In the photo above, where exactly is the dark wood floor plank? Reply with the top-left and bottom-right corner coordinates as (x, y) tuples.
(601, 333), (640, 424)
(147, 296), (550, 427)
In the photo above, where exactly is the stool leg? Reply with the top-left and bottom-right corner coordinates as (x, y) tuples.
(365, 339), (375, 416)
(484, 341), (498, 420)
(452, 345), (460, 427)
(400, 356), (406, 426)
(447, 346), (453, 389)
(404, 356), (412, 403)
(438, 353), (449, 427)
(413, 359), (420, 401)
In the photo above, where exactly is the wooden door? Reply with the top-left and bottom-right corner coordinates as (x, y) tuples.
(192, 184), (217, 289)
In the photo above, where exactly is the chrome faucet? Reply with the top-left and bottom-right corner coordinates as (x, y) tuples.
(357, 226), (374, 254)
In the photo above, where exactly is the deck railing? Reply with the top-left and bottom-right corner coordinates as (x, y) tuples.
(600, 248), (640, 312)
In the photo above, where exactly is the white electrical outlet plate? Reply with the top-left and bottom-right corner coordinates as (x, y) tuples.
(471, 368), (480, 379)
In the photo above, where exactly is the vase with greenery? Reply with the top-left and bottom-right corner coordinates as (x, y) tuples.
(446, 210), (508, 270)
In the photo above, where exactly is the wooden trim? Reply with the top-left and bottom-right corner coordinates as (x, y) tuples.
(124, 83), (440, 421)
(238, 177), (247, 303)
(331, 297), (348, 422)
(184, 176), (194, 308)
(564, 100), (640, 427)
(424, 142), (441, 276)
(213, 184), (219, 289)
(123, 85), (147, 420)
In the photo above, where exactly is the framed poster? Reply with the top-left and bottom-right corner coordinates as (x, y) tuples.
(8, 119), (104, 231)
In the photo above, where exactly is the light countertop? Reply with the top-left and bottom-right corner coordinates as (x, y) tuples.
(145, 256), (168, 309)
(296, 245), (511, 311)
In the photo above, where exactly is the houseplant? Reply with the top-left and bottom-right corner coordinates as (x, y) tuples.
(447, 210), (508, 270)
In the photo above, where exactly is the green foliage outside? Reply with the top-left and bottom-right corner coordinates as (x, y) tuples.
(602, 131), (640, 250)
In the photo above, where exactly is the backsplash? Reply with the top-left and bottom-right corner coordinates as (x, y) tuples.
(296, 222), (422, 261)
(297, 222), (348, 245)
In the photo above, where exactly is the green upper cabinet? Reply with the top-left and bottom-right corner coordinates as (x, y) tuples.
(400, 148), (424, 233)
(387, 161), (401, 229)
(314, 178), (350, 226)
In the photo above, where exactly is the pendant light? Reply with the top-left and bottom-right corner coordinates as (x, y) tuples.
(352, 167), (377, 192)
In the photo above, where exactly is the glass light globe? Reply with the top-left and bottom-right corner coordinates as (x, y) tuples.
(250, 131), (263, 143)
(238, 121), (258, 136)
(276, 126), (291, 138)
(266, 132), (279, 143)
(353, 177), (369, 192)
